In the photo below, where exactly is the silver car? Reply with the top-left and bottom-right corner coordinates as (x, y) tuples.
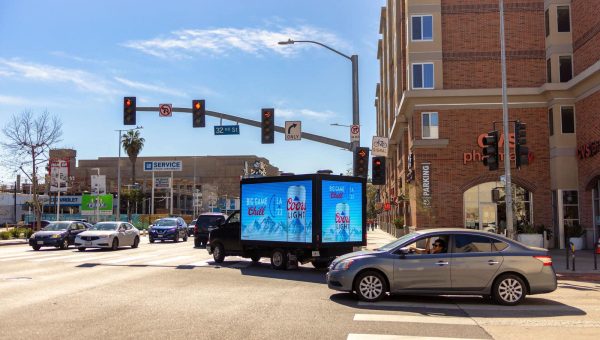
(75, 221), (140, 251)
(326, 228), (557, 305)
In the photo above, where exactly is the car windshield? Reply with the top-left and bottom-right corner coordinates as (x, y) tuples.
(377, 232), (420, 251)
(90, 223), (119, 231)
(196, 216), (223, 227)
(42, 222), (70, 231)
(156, 219), (177, 226)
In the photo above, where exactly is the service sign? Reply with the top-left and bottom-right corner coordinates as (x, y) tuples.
(372, 136), (389, 156)
(321, 180), (363, 243)
(143, 160), (182, 172)
(241, 180), (313, 243)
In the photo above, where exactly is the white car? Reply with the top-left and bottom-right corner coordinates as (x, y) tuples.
(75, 221), (140, 251)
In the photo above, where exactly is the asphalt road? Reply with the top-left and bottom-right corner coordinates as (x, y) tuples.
(1, 237), (599, 340)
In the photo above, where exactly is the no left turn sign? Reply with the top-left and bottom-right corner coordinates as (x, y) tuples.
(350, 124), (360, 142)
(159, 104), (172, 117)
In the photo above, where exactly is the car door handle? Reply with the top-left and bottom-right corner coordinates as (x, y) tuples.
(436, 261), (449, 266)
(488, 260), (499, 265)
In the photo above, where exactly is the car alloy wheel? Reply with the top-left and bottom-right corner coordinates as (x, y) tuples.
(355, 271), (387, 302)
(493, 274), (526, 306)
(111, 238), (119, 251)
(132, 236), (139, 248)
(60, 238), (69, 250)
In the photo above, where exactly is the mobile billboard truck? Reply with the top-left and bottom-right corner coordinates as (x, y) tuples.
(207, 174), (366, 269)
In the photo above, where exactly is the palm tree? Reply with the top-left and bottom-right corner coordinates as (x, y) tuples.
(121, 130), (145, 185)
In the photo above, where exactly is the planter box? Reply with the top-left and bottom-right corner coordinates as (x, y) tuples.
(517, 233), (544, 248)
(569, 237), (585, 250)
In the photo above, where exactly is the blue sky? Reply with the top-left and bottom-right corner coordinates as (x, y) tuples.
(0, 0), (384, 184)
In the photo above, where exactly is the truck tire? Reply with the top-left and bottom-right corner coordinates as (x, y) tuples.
(271, 249), (287, 270)
(213, 243), (225, 263)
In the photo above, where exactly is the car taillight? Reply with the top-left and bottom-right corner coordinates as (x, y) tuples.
(534, 256), (553, 266)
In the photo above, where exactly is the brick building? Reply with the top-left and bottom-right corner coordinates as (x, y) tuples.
(375, 0), (600, 248)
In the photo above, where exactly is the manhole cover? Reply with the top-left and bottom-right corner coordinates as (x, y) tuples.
(3, 277), (32, 281)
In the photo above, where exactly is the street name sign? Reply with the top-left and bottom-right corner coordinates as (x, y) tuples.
(214, 125), (240, 135)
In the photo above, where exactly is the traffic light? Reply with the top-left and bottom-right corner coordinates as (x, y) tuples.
(193, 100), (205, 128)
(353, 147), (369, 177)
(123, 97), (136, 125)
(515, 121), (528, 168)
(372, 156), (386, 185)
(482, 130), (499, 171)
(261, 108), (274, 144)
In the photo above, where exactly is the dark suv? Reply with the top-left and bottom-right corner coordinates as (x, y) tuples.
(149, 217), (188, 243)
(194, 213), (227, 248)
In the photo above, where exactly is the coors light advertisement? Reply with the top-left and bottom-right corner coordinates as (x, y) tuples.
(241, 180), (313, 243)
(321, 180), (363, 243)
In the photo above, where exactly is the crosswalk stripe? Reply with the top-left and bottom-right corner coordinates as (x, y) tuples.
(0, 252), (61, 261)
(187, 260), (212, 267)
(357, 301), (578, 312)
(103, 254), (159, 264)
(347, 334), (487, 340)
(66, 253), (124, 263)
(145, 255), (193, 265)
(29, 254), (81, 262)
(354, 314), (477, 325)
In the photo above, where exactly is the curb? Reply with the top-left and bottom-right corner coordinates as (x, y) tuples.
(0, 240), (28, 246)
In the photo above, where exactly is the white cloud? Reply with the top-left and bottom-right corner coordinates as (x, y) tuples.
(122, 26), (348, 59)
(0, 58), (117, 95)
(114, 77), (188, 98)
(0, 95), (28, 106)
(277, 108), (337, 121)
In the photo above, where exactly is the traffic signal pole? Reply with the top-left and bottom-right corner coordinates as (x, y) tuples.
(136, 106), (352, 150)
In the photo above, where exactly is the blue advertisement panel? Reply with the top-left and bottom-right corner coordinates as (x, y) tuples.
(241, 180), (313, 243)
(322, 180), (363, 243)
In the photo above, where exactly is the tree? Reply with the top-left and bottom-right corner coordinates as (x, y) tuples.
(121, 130), (145, 221)
(1, 111), (62, 230)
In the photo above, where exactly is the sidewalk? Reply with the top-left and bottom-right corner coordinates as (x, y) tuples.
(365, 228), (600, 282)
(0, 238), (28, 246)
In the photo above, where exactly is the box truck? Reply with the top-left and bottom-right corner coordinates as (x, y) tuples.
(207, 174), (366, 269)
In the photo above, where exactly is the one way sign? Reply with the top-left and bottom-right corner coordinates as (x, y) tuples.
(285, 121), (301, 141)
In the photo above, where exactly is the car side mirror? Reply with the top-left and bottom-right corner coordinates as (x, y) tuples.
(397, 247), (410, 258)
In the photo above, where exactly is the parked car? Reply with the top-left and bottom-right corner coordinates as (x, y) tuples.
(75, 221), (140, 251)
(194, 212), (227, 248)
(326, 228), (557, 306)
(29, 221), (89, 250)
(148, 217), (188, 243)
(188, 219), (196, 236)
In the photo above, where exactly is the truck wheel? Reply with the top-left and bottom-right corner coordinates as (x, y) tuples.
(271, 249), (287, 270)
(311, 260), (330, 269)
(213, 243), (225, 263)
(250, 256), (261, 263)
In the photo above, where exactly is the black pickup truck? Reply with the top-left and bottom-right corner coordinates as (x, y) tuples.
(207, 174), (366, 270)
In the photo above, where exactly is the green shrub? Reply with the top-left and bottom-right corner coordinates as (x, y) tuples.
(23, 228), (34, 238)
(9, 228), (21, 238)
(567, 222), (586, 238)
(0, 231), (10, 240)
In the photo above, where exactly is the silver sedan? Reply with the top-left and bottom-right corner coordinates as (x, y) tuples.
(326, 228), (557, 305)
(75, 221), (140, 251)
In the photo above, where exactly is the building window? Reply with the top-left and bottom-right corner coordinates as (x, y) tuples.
(559, 56), (573, 82)
(548, 108), (554, 136)
(412, 63), (434, 89)
(546, 58), (552, 83)
(545, 9), (550, 37)
(561, 106), (575, 133)
(557, 6), (571, 33)
(412, 15), (433, 41)
(563, 190), (579, 227)
(422, 112), (439, 139)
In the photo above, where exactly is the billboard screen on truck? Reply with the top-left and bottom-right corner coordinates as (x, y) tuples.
(321, 180), (363, 243)
(241, 180), (313, 243)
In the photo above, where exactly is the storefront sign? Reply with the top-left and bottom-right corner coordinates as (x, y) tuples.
(384, 202), (391, 211)
(577, 140), (600, 160)
(421, 162), (431, 208)
(463, 132), (534, 165)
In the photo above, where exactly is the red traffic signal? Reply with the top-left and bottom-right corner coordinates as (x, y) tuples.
(372, 156), (386, 185)
(123, 97), (136, 125)
(261, 108), (274, 144)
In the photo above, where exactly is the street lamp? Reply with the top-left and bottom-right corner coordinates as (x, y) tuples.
(116, 125), (142, 221)
(278, 39), (360, 151)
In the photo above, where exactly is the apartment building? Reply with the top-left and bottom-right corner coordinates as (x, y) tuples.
(375, 0), (600, 248)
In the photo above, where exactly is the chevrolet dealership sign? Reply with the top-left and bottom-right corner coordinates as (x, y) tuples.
(143, 160), (182, 172)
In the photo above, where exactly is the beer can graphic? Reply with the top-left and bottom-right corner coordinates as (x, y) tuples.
(335, 202), (350, 242)
(287, 185), (306, 242)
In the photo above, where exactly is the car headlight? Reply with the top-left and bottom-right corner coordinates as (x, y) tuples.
(99, 234), (112, 239)
(51, 234), (62, 239)
(334, 259), (354, 270)
(30, 233), (37, 239)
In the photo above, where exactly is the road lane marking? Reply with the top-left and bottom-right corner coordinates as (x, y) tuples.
(67, 254), (125, 263)
(358, 301), (581, 311)
(354, 314), (478, 325)
(103, 254), (159, 264)
(348, 334), (487, 340)
(0, 252), (62, 261)
(145, 255), (193, 265)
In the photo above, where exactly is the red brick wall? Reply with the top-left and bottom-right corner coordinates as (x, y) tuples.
(409, 108), (551, 229)
(576, 90), (600, 232)
(572, 0), (600, 76)
(441, 1), (546, 88)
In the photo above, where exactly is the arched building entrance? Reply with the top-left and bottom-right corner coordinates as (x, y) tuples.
(463, 182), (532, 235)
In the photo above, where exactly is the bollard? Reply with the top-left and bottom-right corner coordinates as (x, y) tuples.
(570, 242), (575, 272)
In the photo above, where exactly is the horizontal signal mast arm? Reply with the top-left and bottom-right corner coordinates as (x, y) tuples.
(137, 106), (352, 151)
